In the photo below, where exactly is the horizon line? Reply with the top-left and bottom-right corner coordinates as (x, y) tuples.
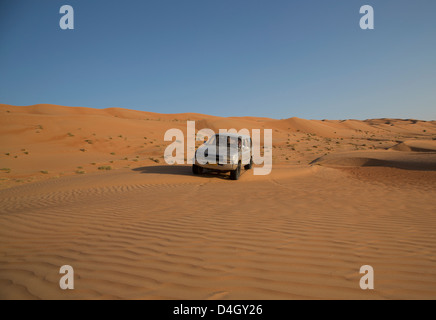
(1, 102), (435, 122)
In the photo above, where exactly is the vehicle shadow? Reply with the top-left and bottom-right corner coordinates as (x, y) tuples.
(132, 165), (232, 180)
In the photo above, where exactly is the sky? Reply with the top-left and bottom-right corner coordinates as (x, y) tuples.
(0, 0), (435, 120)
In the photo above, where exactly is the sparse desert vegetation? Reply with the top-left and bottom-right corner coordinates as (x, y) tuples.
(98, 166), (112, 171)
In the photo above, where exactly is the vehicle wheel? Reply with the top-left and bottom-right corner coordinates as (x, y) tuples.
(192, 165), (203, 175)
(230, 162), (241, 180)
(244, 157), (253, 170)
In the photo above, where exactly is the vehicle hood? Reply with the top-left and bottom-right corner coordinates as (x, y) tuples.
(196, 144), (238, 156)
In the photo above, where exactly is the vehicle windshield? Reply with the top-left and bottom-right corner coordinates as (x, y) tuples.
(204, 135), (239, 147)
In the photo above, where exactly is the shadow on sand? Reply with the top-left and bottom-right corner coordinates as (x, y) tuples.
(132, 165), (232, 180)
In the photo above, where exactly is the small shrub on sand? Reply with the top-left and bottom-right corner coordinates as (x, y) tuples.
(75, 170), (86, 174)
(110, 152), (116, 155)
(40, 170), (49, 174)
(67, 133), (74, 137)
(98, 166), (112, 171)
(1, 168), (11, 173)
(80, 149), (86, 152)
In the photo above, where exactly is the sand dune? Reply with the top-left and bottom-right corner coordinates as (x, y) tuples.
(1, 103), (435, 190)
(1, 103), (436, 300)
(390, 140), (436, 153)
(312, 151), (436, 171)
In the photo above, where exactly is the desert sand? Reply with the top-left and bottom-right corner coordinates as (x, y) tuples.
(0, 103), (436, 299)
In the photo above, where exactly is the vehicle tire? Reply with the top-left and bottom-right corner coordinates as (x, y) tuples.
(244, 157), (253, 170)
(192, 165), (203, 175)
(230, 162), (241, 180)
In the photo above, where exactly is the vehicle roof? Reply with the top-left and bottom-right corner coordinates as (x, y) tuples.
(214, 133), (251, 139)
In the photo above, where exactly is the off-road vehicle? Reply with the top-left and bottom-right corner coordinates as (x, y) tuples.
(193, 133), (253, 180)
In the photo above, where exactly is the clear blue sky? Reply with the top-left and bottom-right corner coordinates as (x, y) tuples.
(1, 0), (435, 120)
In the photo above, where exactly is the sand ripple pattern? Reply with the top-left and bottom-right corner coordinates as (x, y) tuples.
(1, 168), (436, 299)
